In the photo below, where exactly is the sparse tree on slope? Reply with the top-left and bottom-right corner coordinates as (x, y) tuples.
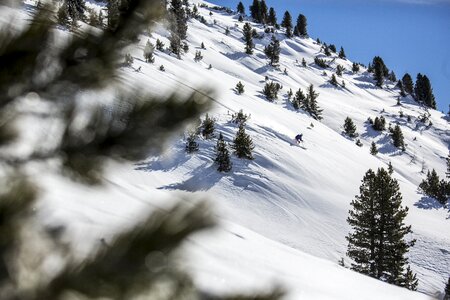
(185, 132), (199, 153)
(237, 1), (245, 14)
(264, 35), (281, 66)
(306, 84), (322, 120)
(344, 117), (357, 138)
(267, 7), (277, 26)
(215, 133), (232, 172)
(236, 81), (245, 94)
(201, 113), (215, 139)
(415, 73), (436, 109)
(402, 73), (414, 95)
(391, 124), (405, 150)
(243, 22), (254, 54)
(233, 123), (255, 159)
(370, 142), (378, 155)
(281, 11), (293, 37)
(346, 168), (417, 289)
(296, 14), (307, 37)
(338, 47), (346, 59)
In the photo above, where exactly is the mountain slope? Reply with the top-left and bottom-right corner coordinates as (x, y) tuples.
(8, 1), (450, 299)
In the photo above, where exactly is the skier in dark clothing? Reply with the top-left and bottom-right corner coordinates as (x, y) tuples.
(295, 134), (303, 143)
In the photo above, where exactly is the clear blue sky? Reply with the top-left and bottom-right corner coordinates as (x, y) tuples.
(209, 0), (450, 112)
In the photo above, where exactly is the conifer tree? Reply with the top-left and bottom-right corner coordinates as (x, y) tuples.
(330, 74), (338, 86)
(414, 74), (436, 109)
(324, 45), (331, 56)
(65, 0), (86, 22)
(243, 22), (254, 54)
(352, 62), (360, 73)
(201, 114), (215, 139)
(236, 81), (245, 94)
(296, 14), (307, 37)
(370, 142), (378, 155)
(237, 1), (245, 14)
(444, 277), (450, 300)
(233, 123), (255, 159)
(446, 152), (450, 179)
(388, 70), (397, 82)
(391, 124), (405, 150)
(374, 59), (385, 87)
(249, 0), (261, 22)
(398, 80), (406, 97)
(306, 84), (322, 120)
(144, 40), (155, 63)
(259, 0), (268, 24)
(419, 169), (449, 205)
(356, 139), (363, 147)
(169, 33), (182, 57)
(402, 73), (414, 95)
(170, 0), (188, 40)
(263, 81), (281, 101)
(293, 88), (306, 110)
(336, 65), (344, 76)
(215, 133), (232, 172)
(267, 7), (277, 26)
(293, 26), (299, 37)
(302, 58), (307, 67)
(346, 168), (416, 289)
(373, 116), (386, 131)
(264, 35), (281, 66)
(344, 117), (357, 138)
(185, 132), (199, 153)
(338, 47), (346, 59)
(388, 162), (394, 174)
(281, 11), (293, 37)
(329, 44), (337, 53)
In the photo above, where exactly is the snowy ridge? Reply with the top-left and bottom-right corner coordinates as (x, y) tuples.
(9, 1), (450, 299)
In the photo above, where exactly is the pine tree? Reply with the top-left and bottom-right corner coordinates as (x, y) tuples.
(374, 59), (384, 87)
(329, 44), (337, 53)
(419, 169), (448, 205)
(373, 116), (386, 131)
(264, 35), (281, 66)
(330, 74), (338, 86)
(263, 81), (281, 101)
(249, 0), (261, 22)
(302, 58), (307, 67)
(267, 7), (277, 26)
(402, 73), (414, 95)
(233, 123), (254, 159)
(339, 47), (346, 59)
(324, 45), (331, 56)
(169, 33), (182, 57)
(370, 142), (378, 155)
(388, 70), (397, 82)
(388, 162), (394, 174)
(185, 132), (199, 153)
(243, 22), (254, 54)
(65, 0), (86, 22)
(236, 81), (245, 94)
(259, 0), (268, 24)
(144, 40), (155, 63)
(356, 139), (363, 147)
(170, 0), (188, 40)
(215, 133), (232, 172)
(293, 88), (306, 110)
(201, 114), (215, 139)
(306, 84), (322, 120)
(415, 74), (436, 109)
(391, 124), (405, 150)
(281, 11), (293, 37)
(296, 14), (307, 37)
(444, 277), (450, 300)
(336, 65), (344, 76)
(344, 117), (357, 138)
(397, 80), (406, 97)
(346, 168), (416, 288)
(446, 152), (450, 179)
(237, 1), (245, 14)
(352, 62), (360, 73)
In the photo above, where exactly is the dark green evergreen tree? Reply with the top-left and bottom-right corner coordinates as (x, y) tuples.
(169, 33), (182, 57)
(170, 0), (188, 40)
(415, 74), (436, 109)
(215, 133), (232, 172)
(263, 81), (281, 101)
(306, 84), (322, 120)
(446, 152), (450, 179)
(185, 132), (199, 153)
(397, 80), (406, 97)
(293, 88), (306, 110)
(233, 123), (254, 159)
(338, 47), (346, 59)
(388, 70), (397, 82)
(264, 35), (281, 66)
(344, 117), (357, 138)
(372, 116), (386, 131)
(249, 0), (261, 22)
(330, 74), (338, 86)
(324, 45), (331, 56)
(444, 277), (450, 300)
(296, 14), (307, 37)
(391, 124), (405, 150)
(372, 56), (389, 87)
(259, 0), (268, 24)
(402, 73), (414, 95)
(419, 169), (448, 205)
(346, 168), (416, 289)
(143, 40), (155, 63)
(243, 22), (254, 54)
(237, 1), (245, 14)
(281, 11), (293, 37)
(329, 44), (337, 53)
(352, 62), (360, 73)
(65, 0), (86, 21)
(201, 113), (215, 139)
(302, 58), (307, 67)
(267, 7), (277, 26)
(236, 81), (245, 94)
(370, 142), (378, 155)
(388, 162), (394, 175)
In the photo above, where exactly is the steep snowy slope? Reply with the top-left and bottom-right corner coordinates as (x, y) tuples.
(6, 1), (449, 299)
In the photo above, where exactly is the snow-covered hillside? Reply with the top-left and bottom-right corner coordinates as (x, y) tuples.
(7, 1), (450, 299)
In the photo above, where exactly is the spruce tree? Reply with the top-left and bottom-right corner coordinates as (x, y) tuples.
(264, 35), (281, 66)
(344, 117), (357, 138)
(215, 133), (232, 172)
(169, 33), (182, 57)
(268, 7), (277, 26)
(329, 44), (337, 53)
(243, 22), (254, 54)
(388, 70), (397, 82)
(374, 59), (384, 87)
(402, 73), (414, 95)
(352, 62), (360, 73)
(236, 81), (245, 94)
(249, 0), (261, 22)
(302, 58), (307, 67)
(398, 80), (406, 97)
(419, 169), (448, 205)
(296, 14), (307, 37)
(263, 81), (281, 101)
(338, 47), (346, 59)
(259, 0), (268, 24)
(388, 162), (394, 174)
(415, 74), (436, 109)
(185, 132), (199, 153)
(370, 142), (378, 155)
(170, 0), (188, 40)
(233, 123), (255, 159)
(346, 168), (416, 289)
(237, 1), (245, 14)
(391, 124), (405, 150)
(293, 88), (306, 110)
(281, 11), (293, 37)
(330, 74), (338, 86)
(444, 277), (450, 300)
(306, 84), (322, 120)
(201, 114), (215, 139)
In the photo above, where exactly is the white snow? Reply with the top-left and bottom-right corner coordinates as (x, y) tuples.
(4, 1), (450, 299)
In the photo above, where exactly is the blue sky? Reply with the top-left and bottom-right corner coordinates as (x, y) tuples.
(209, 0), (450, 111)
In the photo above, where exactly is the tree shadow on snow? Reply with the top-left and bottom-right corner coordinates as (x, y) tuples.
(414, 196), (450, 218)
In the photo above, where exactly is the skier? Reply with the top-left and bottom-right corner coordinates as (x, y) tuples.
(295, 133), (303, 144)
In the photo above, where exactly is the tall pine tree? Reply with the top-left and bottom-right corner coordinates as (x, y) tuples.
(243, 22), (254, 55)
(264, 35), (281, 66)
(233, 123), (254, 159)
(281, 11), (293, 38)
(237, 1), (245, 14)
(414, 74), (436, 109)
(267, 7), (277, 26)
(215, 133), (232, 172)
(296, 14), (307, 37)
(346, 168), (417, 289)
(306, 84), (322, 120)
(344, 117), (357, 138)
(402, 73), (414, 95)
